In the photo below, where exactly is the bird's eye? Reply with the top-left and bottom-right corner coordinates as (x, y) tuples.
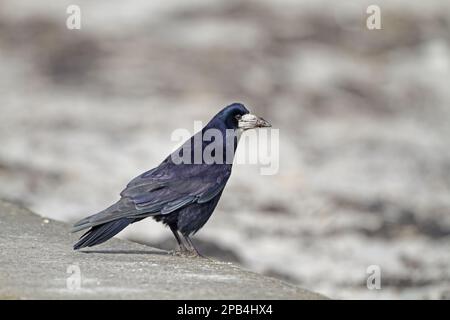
(235, 115), (242, 120)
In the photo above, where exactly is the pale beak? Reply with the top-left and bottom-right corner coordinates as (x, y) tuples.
(238, 114), (272, 130)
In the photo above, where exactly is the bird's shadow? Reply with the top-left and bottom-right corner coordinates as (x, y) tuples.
(79, 249), (168, 256)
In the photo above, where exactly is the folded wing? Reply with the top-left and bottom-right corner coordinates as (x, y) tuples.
(72, 160), (231, 233)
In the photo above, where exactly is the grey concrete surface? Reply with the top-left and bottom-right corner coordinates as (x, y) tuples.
(0, 200), (326, 299)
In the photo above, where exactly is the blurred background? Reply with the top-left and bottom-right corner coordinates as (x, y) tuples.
(1, 0), (450, 299)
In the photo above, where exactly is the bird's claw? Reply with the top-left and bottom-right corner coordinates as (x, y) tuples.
(168, 249), (208, 259)
(169, 249), (189, 257)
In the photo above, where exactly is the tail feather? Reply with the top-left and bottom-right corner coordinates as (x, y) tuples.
(73, 218), (132, 250)
(71, 198), (139, 233)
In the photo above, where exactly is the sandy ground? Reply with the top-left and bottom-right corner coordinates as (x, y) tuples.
(1, 0), (450, 299)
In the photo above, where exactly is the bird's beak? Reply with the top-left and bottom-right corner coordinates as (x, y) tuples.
(238, 114), (272, 130)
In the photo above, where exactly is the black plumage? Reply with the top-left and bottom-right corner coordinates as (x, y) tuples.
(72, 103), (270, 255)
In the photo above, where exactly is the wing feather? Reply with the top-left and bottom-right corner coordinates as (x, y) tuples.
(72, 161), (231, 232)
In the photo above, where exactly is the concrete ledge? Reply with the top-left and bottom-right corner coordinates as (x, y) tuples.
(0, 200), (326, 299)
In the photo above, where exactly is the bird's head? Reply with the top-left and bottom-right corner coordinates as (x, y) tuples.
(215, 103), (271, 130)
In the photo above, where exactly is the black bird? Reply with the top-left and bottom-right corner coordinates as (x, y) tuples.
(72, 103), (271, 255)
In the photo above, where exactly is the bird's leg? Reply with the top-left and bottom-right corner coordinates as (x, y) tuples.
(169, 225), (189, 255)
(183, 235), (205, 258)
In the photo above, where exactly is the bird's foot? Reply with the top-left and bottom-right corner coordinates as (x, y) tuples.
(169, 249), (189, 257)
(187, 249), (212, 260)
(182, 236), (210, 259)
(169, 248), (209, 259)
